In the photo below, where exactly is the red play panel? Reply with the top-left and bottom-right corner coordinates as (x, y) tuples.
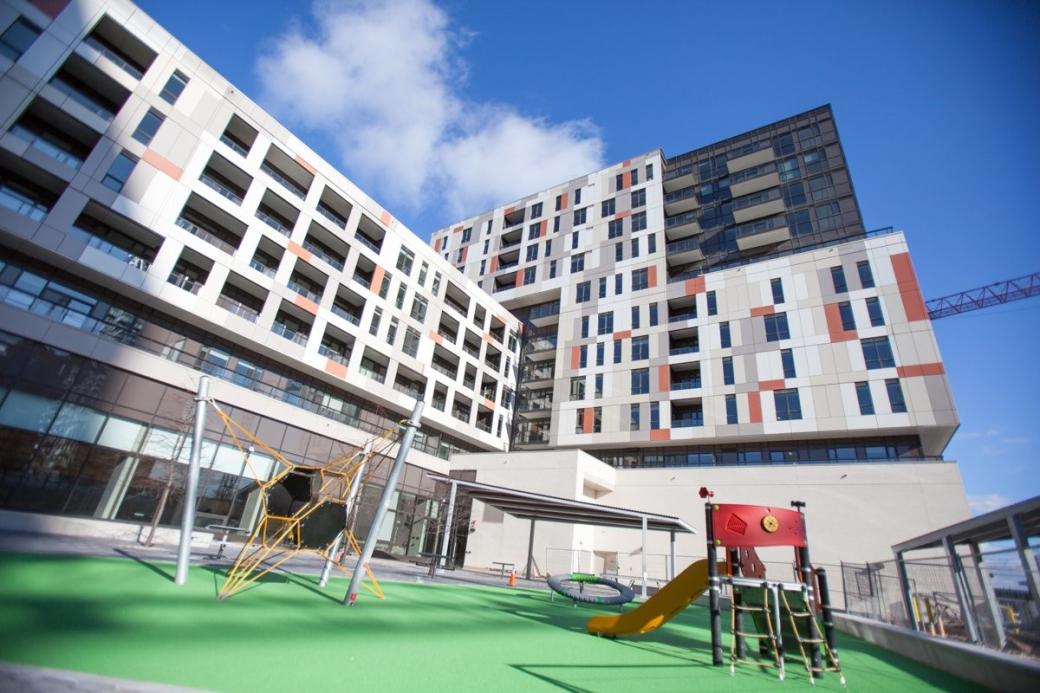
(711, 504), (806, 548)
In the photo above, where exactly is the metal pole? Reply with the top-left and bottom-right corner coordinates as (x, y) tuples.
(669, 530), (676, 581)
(438, 481), (458, 571)
(320, 442), (371, 588)
(730, 547), (745, 660)
(793, 501), (821, 678)
(970, 541), (1006, 649)
(1009, 515), (1040, 613)
(640, 515), (648, 599)
(345, 402), (423, 606)
(817, 567), (838, 656)
(943, 534), (981, 643)
(706, 502), (723, 666)
(895, 551), (920, 631)
(175, 376), (208, 586)
(525, 518), (536, 580)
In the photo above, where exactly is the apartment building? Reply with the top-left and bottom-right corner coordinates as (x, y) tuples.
(0, 0), (521, 556)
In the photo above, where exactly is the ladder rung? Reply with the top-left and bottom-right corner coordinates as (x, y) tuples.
(734, 631), (774, 639)
(788, 611), (813, 618)
(734, 605), (767, 612)
(798, 638), (825, 644)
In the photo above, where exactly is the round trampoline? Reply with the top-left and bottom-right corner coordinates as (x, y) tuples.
(546, 573), (635, 606)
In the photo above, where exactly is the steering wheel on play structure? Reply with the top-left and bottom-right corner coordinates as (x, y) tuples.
(546, 573), (636, 606)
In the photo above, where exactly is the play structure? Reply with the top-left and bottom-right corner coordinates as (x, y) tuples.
(587, 489), (845, 685)
(547, 572), (635, 606)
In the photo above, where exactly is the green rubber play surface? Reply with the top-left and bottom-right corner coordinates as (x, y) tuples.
(0, 552), (973, 692)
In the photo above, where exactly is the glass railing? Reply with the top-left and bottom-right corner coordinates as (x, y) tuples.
(445, 296), (468, 316)
(500, 236), (521, 249)
(731, 186), (781, 211)
(664, 163), (694, 181)
(176, 216), (237, 254)
(430, 360), (457, 378)
(528, 301), (561, 320)
(319, 344), (350, 364)
(255, 208), (291, 234)
(316, 204), (347, 228)
(665, 211), (699, 230)
(525, 335), (558, 352)
(249, 258), (276, 277)
(287, 280), (322, 303)
(521, 368), (554, 381)
(732, 214), (787, 239)
(666, 237), (700, 254)
(356, 234), (381, 254)
(462, 344), (479, 358)
(498, 259), (518, 269)
(730, 160), (776, 185)
(302, 241), (344, 271)
(437, 329), (457, 343)
(200, 173), (244, 204)
(68, 226), (150, 270)
(330, 303), (361, 325)
(83, 36), (144, 79)
(668, 311), (697, 323)
(271, 321), (307, 345)
(474, 419), (492, 433)
(394, 382), (422, 399)
(10, 125), (83, 170)
(49, 78), (115, 120)
(261, 162), (306, 199)
(673, 414), (705, 428)
(0, 185), (50, 221)
(664, 186), (698, 204)
(216, 295), (259, 322)
(669, 344), (699, 356)
(518, 398), (552, 412)
(168, 272), (201, 294)
(671, 378), (702, 390)
(219, 134), (248, 157)
(358, 363), (385, 383)
(668, 270), (702, 284)
(514, 430), (550, 445)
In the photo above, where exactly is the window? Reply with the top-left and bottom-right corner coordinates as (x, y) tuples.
(595, 342), (604, 366)
(771, 278), (784, 304)
(722, 356), (734, 385)
(886, 379), (907, 413)
(479, 260), (486, 275)
(0, 17), (41, 61)
(866, 297), (885, 326)
(573, 207), (587, 225)
(531, 202), (543, 218)
(555, 194), (562, 211)
(647, 233), (656, 253)
(594, 373), (603, 398)
(632, 211), (647, 231)
(788, 209), (813, 236)
(632, 368), (649, 394)
(379, 274), (392, 299)
(394, 285), (407, 310)
(369, 307), (382, 336)
(526, 245), (538, 261)
(783, 181), (807, 207)
(831, 266), (848, 293)
(764, 313), (790, 342)
(858, 260), (875, 288)
(630, 403), (640, 431)
(632, 268), (649, 291)
(418, 261), (429, 286)
(777, 156), (800, 181)
(615, 242), (623, 261)
(545, 239), (552, 255)
(726, 394), (738, 424)
(403, 327), (420, 357)
(575, 280), (591, 303)
(160, 70), (189, 104)
(553, 216), (560, 232)
(131, 109), (164, 145)
(856, 382), (875, 415)
(599, 277), (606, 298)
(650, 402), (660, 430)
(608, 219), (624, 239)
(581, 315), (589, 339)
(549, 260), (557, 278)
(593, 406), (602, 433)
(614, 273), (623, 295)
(809, 174), (834, 201)
(571, 231), (580, 249)
(838, 301), (856, 330)
(527, 224), (539, 240)
(455, 248), (465, 264)
(781, 348), (796, 378)
(720, 321), (731, 348)
(598, 311), (613, 335)
(631, 335), (649, 360)
(615, 173), (624, 189)
(397, 248), (414, 275)
(707, 291), (718, 316)
(631, 238), (640, 257)
(631, 169), (639, 185)
(570, 376), (585, 401)
(815, 202), (841, 231)
(579, 345), (588, 368)
(410, 295), (428, 322)
(431, 272), (441, 295)
(862, 336), (895, 369)
(524, 266), (536, 284)
(462, 227), (472, 242)
(774, 388), (802, 421)
(575, 188), (582, 204)
(649, 303), (659, 326)
(101, 152), (137, 192)
(613, 338), (622, 363)
(570, 253), (585, 273)
(645, 163), (654, 180)
(631, 188), (646, 208)
(631, 305), (640, 330)
(602, 198), (615, 217)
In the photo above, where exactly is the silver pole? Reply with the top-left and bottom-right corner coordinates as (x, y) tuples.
(438, 481), (458, 570)
(943, 534), (981, 643)
(345, 402), (423, 605)
(525, 518), (536, 580)
(669, 531), (676, 581)
(175, 376), (209, 586)
(641, 515), (648, 599)
(1009, 515), (1040, 612)
(894, 551), (919, 631)
(320, 442), (371, 588)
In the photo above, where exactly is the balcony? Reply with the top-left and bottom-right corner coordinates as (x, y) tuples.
(302, 238), (344, 271)
(249, 257), (276, 278)
(200, 171), (244, 205)
(672, 413), (705, 428)
(48, 76), (117, 122)
(319, 343), (350, 365)
(671, 377), (701, 391)
(663, 162), (695, 192)
(287, 279), (322, 303)
(68, 224), (151, 271)
(261, 161), (307, 200)
(176, 214), (237, 255)
(220, 133), (249, 157)
(82, 35), (145, 80)
(81, 16), (156, 81)
(359, 357), (386, 383)
(10, 122), (87, 170)
(256, 205), (293, 235)
(500, 233), (522, 250)
(528, 300), (561, 328)
(215, 294), (260, 322)
(168, 271), (202, 294)
(316, 203), (347, 229)
(664, 185), (699, 215)
(665, 236), (704, 265)
(734, 216), (791, 251)
(731, 187), (784, 224)
(668, 310), (697, 323)
(520, 365), (554, 385)
(330, 302), (361, 326)
(270, 321), (305, 344)
(669, 343), (699, 357)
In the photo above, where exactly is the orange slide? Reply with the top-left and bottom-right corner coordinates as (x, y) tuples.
(587, 559), (722, 637)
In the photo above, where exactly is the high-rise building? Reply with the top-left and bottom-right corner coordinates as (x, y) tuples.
(0, 1), (968, 575)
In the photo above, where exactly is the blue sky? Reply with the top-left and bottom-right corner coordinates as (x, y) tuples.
(137, 0), (1040, 513)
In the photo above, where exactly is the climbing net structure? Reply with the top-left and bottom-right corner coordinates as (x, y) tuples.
(209, 401), (405, 600)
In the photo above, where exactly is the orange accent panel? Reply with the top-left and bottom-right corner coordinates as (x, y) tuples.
(483, 398), (495, 409)
(614, 210), (631, 220)
(623, 159), (632, 167)
(482, 332), (494, 343)
(758, 379), (785, 391)
(293, 294), (318, 315)
(452, 225), (463, 234)
(489, 256), (499, 273)
(379, 211), (392, 226)
(460, 246), (469, 262)
(658, 365), (670, 392)
(287, 240), (312, 262)
(434, 237), (442, 252)
(582, 408), (595, 434)
(561, 192), (569, 209)
(748, 392), (762, 423)
(428, 330), (444, 345)
(324, 359), (347, 379)
(897, 363), (945, 378)
(823, 303), (858, 342)
(370, 265), (385, 293)
(32, 0), (69, 18)
(571, 346), (581, 370)
(650, 429), (671, 442)
(504, 206), (515, 215)
(540, 220), (548, 237)
(142, 149), (182, 180)
(891, 252), (929, 322)
(684, 276), (705, 296)
(515, 267), (524, 288)
(750, 305), (775, 317)
(293, 155), (316, 175)
(647, 265), (658, 289)
(621, 171), (632, 190)
(612, 330), (631, 341)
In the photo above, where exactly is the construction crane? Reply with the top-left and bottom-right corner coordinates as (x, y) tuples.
(926, 271), (1040, 320)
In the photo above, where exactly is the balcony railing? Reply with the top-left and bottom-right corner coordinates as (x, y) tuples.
(168, 272), (202, 294)
(518, 398), (552, 412)
(673, 414), (705, 428)
(671, 378), (702, 390)
(521, 367), (554, 382)
(249, 258), (276, 277)
(514, 430), (550, 446)
(287, 280), (322, 303)
(668, 310), (697, 323)
(316, 204), (347, 228)
(359, 363), (386, 383)
(216, 294), (259, 322)
(664, 163), (694, 181)
(319, 343), (350, 365)
(83, 36), (144, 79)
(302, 240), (344, 271)
(260, 161), (306, 199)
(431, 360), (457, 378)
(500, 236), (521, 249)
(525, 335), (557, 352)
(272, 321), (307, 345)
(49, 78), (115, 120)
(176, 216), (237, 255)
(669, 344), (699, 356)
(256, 208), (291, 235)
(200, 173), (244, 204)
(665, 211), (699, 230)
(529, 301), (561, 320)
(664, 186), (698, 205)
(666, 237), (700, 254)
(219, 133), (248, 157)
(393, 381), (423, 399)
(68, 226), (150, 270)
(330, 303), (361, 326)
(11, 125), (84, 170)
(356, 234), (381, 254)
(437, 328), (458, 344)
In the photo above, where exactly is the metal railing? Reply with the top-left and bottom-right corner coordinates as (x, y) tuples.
(356, 233), (381, 254)
(330, 303), (361, 326)
(255, 208), (291, 235)
(176, 216), (237, 254)
(261, 161), (307, 199)
(200, 173), (244, 204)
(318, 343), (350, 364)
(271, 321), (307, 345)
(68, 226), (151, 270)
(168, 272), (202, 294)
(316, 204), (347, 228)
(215, 295), (259, 322)
(249, 258), (276, 277)
(10, 125), (84, 170)
(219, 133), (248, 157)
(83, 36), (144, 78)
(49, 78), (115, 120)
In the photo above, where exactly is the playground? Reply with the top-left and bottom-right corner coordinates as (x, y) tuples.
(0, 551), (975, 692)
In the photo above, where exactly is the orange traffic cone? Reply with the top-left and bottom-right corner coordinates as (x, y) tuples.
(508, 569), (517, 588)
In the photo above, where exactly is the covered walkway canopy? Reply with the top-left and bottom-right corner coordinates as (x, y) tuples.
(429, 476), (696, 597)
(891, 495), (1040, 649)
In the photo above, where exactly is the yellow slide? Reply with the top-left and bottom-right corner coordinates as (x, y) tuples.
(587, 559), (719, 637)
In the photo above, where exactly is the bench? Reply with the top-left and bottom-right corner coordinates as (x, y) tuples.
(206, 524), (249, 559)
(491, 561), (515, 578)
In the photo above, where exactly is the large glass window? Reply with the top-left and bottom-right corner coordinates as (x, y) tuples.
(102, 152), (138, 192)
(159, 70), (189, 104)
(597, 311), (613, 335)
(131, 108), (165, 145)
(781, 348), (796, 378)
(866, 297), (885, 326)
(771, 278), (784, 304)
(575, 280), (591, 303)
(0, 17), (41, 61)
(857, 260), (875, 288)
(722, 356), (734, 385)
(774, 388), (802, 421)
(838, 301), (856, 330)
(856, 382), (875, 415)
(726, 394), (738, 424)
(631, 336), (649, 360)
(830, 266), (848, 293)
(886, 379), (907, 413)
(764, 313), (790, 342)
(631, 368), (649, 395)
(862, 336), (895, 369)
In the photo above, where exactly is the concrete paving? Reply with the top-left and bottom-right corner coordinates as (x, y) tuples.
(0, 662), (205, 692)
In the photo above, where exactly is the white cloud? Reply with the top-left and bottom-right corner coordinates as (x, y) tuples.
(967, 493), (1011, 515)
(256, 0), (605, 219)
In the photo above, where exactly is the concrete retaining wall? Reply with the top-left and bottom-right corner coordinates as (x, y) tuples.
(0, 509), (213, 548)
